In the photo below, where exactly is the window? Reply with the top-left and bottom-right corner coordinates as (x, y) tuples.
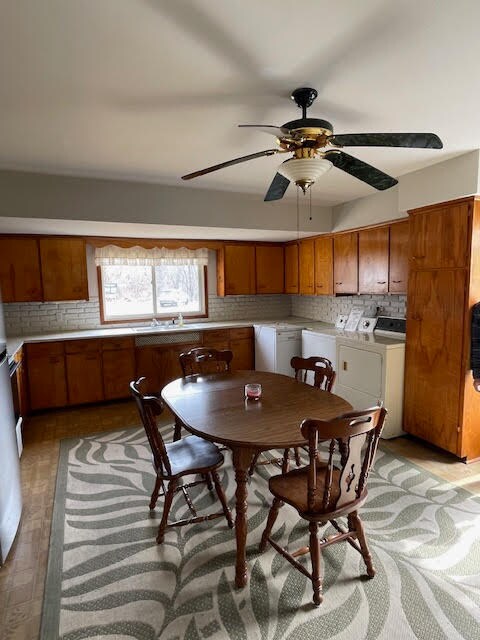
(95, 246), (208, 322)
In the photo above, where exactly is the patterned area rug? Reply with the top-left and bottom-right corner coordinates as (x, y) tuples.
(41, 426), (480, 640)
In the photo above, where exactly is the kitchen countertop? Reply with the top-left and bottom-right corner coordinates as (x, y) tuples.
(5, 317), (317, 361)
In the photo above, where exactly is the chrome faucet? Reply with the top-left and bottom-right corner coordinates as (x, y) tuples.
(151, 317), (159, 327)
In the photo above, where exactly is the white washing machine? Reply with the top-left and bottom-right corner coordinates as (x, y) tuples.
(254, 324), (303, 377)
(335, 317), (406, 439)
(301, 328), (338, 388)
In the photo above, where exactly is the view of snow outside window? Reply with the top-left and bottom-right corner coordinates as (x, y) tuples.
(101, 264), (204, 320)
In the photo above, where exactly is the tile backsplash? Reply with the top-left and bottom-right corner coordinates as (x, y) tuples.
(4, 292), (406, 337)
(291, 293), (406, 324)
(3, 294), (291, 336)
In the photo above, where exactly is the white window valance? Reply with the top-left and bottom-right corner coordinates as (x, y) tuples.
(95, 245), (209, 267)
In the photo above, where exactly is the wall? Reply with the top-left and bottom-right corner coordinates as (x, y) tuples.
(0, 169), (332, 235)
(332, 151), (480, 230)
(291, 294), (406, 324)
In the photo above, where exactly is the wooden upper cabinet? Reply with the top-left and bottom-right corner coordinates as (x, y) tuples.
(389, 221), (409, 293)
(39, 237), (88, 301)
(255, 245), (284, 294)
(221, 245), (256, 295)
(358, 227), (389, 294)
(410, 200), (471, 270)
(284, 243), (299, 294)
(334, 232), (358, 294)
(0, 237), (43, 302)
(314, 236), (333, 296)
(299, 239), (315, 295)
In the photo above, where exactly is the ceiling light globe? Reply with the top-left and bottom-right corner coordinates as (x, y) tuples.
(278, 157), (333, 192)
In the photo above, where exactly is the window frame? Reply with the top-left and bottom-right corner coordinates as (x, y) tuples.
(97, 264), (208, 324)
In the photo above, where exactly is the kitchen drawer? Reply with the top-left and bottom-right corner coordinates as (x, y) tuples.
(65, 339), (101, 354)
(203, 329), (230, 346)
(101, 337), (135, 351)
(27, 341), (65, 358)
(229, 327), (253, 340)
(337, 345), (382, 397)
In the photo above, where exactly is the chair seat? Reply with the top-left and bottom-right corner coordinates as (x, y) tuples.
(269, 465), (341, 514)
(165, 436), (224, 477)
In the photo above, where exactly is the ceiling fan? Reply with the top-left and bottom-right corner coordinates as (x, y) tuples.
(181, 87), (443, 201)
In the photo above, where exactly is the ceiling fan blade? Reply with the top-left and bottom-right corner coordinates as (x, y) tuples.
(264, 171), (290, 201)
(238, 125), (291, 138)
(325, 150), (398, 191)
(329, 132), (443, 149)
(181, 149), (278, 180)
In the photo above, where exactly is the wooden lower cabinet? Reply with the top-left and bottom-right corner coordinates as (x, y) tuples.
(103, 349), (136, 400)
(230, 338), (254, 370)
(136, 342), (200, 393)
(27, 343), (68, 410)
(66, 351), (104, 405)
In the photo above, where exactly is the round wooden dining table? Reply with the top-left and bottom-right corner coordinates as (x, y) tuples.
(161, 370), (352, 588)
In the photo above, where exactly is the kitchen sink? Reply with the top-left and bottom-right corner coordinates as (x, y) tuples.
(133, 325), (178, 332)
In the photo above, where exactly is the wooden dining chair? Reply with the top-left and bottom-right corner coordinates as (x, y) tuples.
(249, 356), (337, 476)
(286, 355), (336, 469)
(179, 347), (233, 376)
(130, 378), (233, 543)
(259, 406), (387, 606)
(176, 347), (234, 442)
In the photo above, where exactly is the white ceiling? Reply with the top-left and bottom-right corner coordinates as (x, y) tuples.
(0, 0), (478, 206)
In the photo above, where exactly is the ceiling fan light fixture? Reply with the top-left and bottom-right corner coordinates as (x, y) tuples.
(277, 157), (333, 193)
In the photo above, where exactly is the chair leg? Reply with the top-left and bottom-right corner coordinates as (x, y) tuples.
(156, 479), (177, 544)
(349, 511), (375, 578)
(173, 418), (182, 442)
(259, 497), (283, 552)
(309, 521), (323, 606)
(248, 452), (261, 476)
(204, 472), (213, 491)
(149, 476), (163, 511)
(211, 470), (234, 528)
(281, 449), (290, 474)
(294, 447), (302, 467)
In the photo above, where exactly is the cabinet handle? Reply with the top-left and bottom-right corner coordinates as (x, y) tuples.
(412, 255), (425, 260)
(392, 280), (403, 283)
(377, 281), (386, 284)
(335, 282), (343, 285)
(343, 361), (348, 371)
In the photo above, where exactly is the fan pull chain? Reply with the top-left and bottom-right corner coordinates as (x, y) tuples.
(296, 185), (300, 241)
(309, 187), (312, 221)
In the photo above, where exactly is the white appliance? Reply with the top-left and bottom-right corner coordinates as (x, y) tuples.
(0, 288), (22, 564)
(335, 317), (406, 439)
(302, 328), (337, 387)
(254, 324), (303, 377)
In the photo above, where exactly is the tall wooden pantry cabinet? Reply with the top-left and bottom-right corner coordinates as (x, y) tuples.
(404, 196), (480, 461)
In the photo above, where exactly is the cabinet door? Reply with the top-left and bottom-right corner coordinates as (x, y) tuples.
(284, 243), (299, 294)
(66, 352), (104, 405)
(0, 237), (43, 302)
(224, 245), (256, 295)
(230, 338), (254, 370)
(334, 233), (358, 294)
(404, 269), (466, 454)
(410, 201), (470, 270)
(27, 353), (67, 410)
(389, 221), (409, 293)
(255, 246), (284, 294)
(103, 349), (136, 400)
(358, 227), (389, 294)
(299, 239), (315, 295)
(314, 236), (333, 295)
(40, 237), (88, 301)
(203, 329), (230, 350)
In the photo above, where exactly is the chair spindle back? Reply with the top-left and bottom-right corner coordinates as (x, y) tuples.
(130, 378), (172, 475)
(291, 356), (336, 391)
(179, 347), (233, 376)
(300, 406), (387, 513)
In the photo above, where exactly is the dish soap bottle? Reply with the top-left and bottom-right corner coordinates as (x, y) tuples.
(178, 312), (184, 327)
